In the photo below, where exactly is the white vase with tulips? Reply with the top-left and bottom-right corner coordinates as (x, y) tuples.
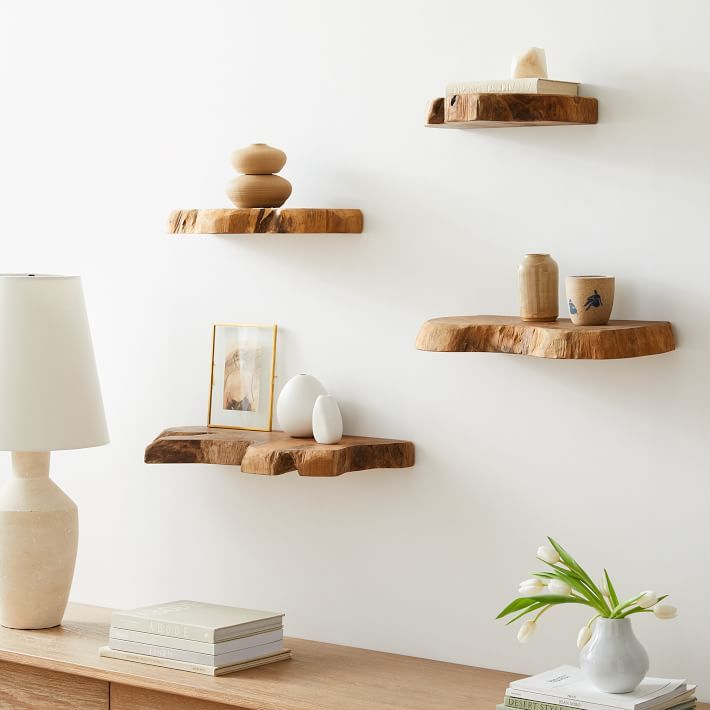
(497, 537), (677, 693)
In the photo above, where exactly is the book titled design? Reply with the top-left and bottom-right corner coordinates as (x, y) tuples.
(108, 637), (283, 667)
(111, 600), (284, 643)
(109, 625), (283, 654)
(99, 645), (292, 676)
(445, 78), (579, 97)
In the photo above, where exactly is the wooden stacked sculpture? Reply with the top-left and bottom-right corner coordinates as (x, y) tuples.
(227, 143), (293, 208)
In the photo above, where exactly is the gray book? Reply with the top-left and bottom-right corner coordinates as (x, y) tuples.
(108, 637), (283, 667)
(111, 600), (284, 643)
(99, 645), (291, 676)
(109, 625), (283, 654)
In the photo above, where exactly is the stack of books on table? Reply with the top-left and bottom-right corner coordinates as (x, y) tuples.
(99, 600), (291, 676)
(499, 666), (697, 710)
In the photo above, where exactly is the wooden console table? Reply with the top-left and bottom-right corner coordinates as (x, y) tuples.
(0, 604), (704, 710)
(0, 603), (514, 709)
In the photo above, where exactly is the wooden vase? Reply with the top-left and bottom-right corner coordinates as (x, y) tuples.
(226, 174), (293, 208)
(231, 143), (287, 175)
(519, 253), (559, 322)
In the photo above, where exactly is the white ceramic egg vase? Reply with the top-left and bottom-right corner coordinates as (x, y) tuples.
(312, 395), (343, 445)
(276, 374), (327, 438)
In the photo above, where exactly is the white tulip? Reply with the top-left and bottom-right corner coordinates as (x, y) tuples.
(654, 605), (677, 619)
(577, 625), (592, 649)
(600, 577), (610, 598)
(517, 620), (536, 643)
(637, 591), (658, 609)
(537, 545), (560, 565)
(519, 579), (545, 595)
(547, 579), (572, 596)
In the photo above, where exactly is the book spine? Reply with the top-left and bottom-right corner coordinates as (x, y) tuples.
(506, 696), (590, 710)
(446, 79), (538, 95)
(111, 614), (214, 642)
(109, 626), (283, 654)
(99, 646), (217, 675)
(506, 690), (621, 710)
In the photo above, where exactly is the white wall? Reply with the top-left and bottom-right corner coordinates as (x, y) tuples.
(2, 0), (709, 698)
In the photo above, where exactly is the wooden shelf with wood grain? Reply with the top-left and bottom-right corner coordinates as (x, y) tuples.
(416, 316), (675, 359)
(145, 426), (414, 476)
(168, 208), (363, 234)
(0, 603), (542, 710)
(426, 94), (598, 128)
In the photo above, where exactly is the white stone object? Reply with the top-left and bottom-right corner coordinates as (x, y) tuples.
(276, 374), (326, 437)
(511, 47), (548, 79)
(0, 452), (78, 629)
(0, 274), (108, 629)
(580, 618), (649, 693)
(312, 395), (343, 445)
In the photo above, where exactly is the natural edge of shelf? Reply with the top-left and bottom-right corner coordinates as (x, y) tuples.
(425, 94), (599, 128)
(144, 426), (415, 476)
(415, 316), (675, 359)
(168, 208), (363, 234)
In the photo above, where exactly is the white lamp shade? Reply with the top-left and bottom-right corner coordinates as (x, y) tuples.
(0, 275), (108, 451)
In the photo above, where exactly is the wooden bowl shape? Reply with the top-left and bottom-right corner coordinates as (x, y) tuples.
(226, 174), (293, 208)
(231, 143), (287, 175)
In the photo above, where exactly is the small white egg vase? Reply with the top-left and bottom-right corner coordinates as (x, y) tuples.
(312, 395), (343, 445)
(580, 618), (649, 693)
(276, 374), (327, 438)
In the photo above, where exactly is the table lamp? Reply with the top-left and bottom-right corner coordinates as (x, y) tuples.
(0, 274), (108, 629)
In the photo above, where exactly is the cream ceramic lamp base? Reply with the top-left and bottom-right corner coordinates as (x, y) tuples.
(0, 452), (78, 629)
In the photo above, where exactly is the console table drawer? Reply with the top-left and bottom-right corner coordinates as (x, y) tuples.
(111, 683), (240, 710)
(0, 660), (108, 709)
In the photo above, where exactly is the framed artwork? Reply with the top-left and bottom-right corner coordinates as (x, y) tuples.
(207, 323), (277, 431)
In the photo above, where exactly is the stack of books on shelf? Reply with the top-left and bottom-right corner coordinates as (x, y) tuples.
(99, 600), (291, 676)
(499, 666), (697, 710)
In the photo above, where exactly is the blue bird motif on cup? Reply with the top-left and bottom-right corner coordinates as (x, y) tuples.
(568, 299), (578, 315)
(584, 290), (603, 311)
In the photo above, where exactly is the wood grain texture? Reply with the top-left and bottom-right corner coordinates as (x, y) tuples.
(0, 660), (108, 709)
(168, 208), (363, 234)
(112, 684), (236, 710)
(426, 93), (598, 128)
(416, 316), (675, 359)
(144, 427), (415, 476)
(0, 604), (707, 710)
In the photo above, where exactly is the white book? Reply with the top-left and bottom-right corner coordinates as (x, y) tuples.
(108, 637), (283, 667)
(99, 645), (291, 676)
(508, 667), (687, 710)
(446, 79), (579, 97)
(111, 600), (284, 643)
(109, 625), (283, 654)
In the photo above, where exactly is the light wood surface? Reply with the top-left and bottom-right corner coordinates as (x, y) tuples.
(168, 208), (363, 234)
(144, 427), (415, 476)
(0, 660), (108, 709)
(112, 684), (234, 710)
(416, 316), (675, 359)
(0, 603), (522, 710)
(426, 93), (598, 128)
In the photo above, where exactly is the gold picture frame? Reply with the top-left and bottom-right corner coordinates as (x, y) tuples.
(207, 323), (277, 431)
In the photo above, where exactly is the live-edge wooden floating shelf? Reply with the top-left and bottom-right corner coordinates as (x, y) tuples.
(145, 426), (414, 476)
(168, 208), (363, 234)
(426, 93), (598, 128)
(416, 316), (675, 360)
